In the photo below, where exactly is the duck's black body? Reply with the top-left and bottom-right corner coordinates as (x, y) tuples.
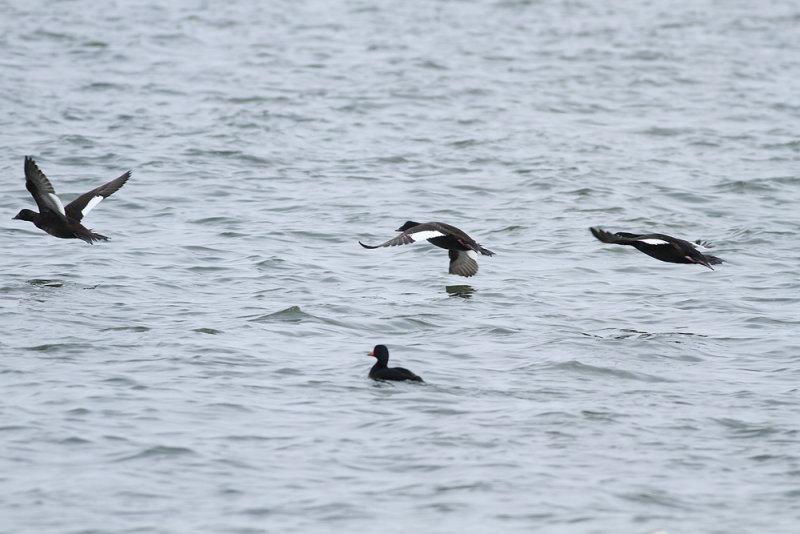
(368, 345), (423, 382)
(590, 227), (723, 269)
(13, 156), (130, 244)
(359, 221), (495, 277)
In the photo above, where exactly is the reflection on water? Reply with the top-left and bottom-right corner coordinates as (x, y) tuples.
(446, 285), (476, 299)
(27, 279), (64, 287)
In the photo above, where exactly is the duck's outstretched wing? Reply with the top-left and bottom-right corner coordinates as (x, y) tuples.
(359, 233), (415, 249)
(449, 249), (479, 277)
(359, 225), (447, 249)
(24, 156), (67, 220)
(591, 227), (679, 246)
(590, 227), (642, 245)
(65, 171), (131, 222)
(693, 239), (714, 249)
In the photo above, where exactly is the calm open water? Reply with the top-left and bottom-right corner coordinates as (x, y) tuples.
(2, 1), (800, 532)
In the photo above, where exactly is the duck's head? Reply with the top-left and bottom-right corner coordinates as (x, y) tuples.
(396, 221), (422, 232)
(13, 209), (37, 222)
(368, 345), (390, 364)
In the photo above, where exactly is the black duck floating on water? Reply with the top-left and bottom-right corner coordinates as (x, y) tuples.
(368, 345), (424, 382)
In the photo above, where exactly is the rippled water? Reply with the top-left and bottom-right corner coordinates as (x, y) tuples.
(2, 0), (800, 532)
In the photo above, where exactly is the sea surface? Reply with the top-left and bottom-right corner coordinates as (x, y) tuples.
(1, 1), (799, 533)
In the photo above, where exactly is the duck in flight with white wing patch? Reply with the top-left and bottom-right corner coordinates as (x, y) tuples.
(13, 156), (130, 244)
(590, 227), (723, 269)
(359, 221), (495, 277)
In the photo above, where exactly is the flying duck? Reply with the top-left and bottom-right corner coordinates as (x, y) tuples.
(590, 227), (723, 269)
(359, 221), (495, 277)
(368, 345), (424, 382)
(13, 156), (130, 244)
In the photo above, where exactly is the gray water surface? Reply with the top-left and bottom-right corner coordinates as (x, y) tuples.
(2, 1), (800, 533)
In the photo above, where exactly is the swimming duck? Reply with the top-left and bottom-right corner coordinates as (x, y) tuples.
(368, 345), (424, 382)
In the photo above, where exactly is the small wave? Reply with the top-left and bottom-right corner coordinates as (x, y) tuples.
(553, 360), (671, 382)
(249, 305), (312, 323)
(115, 446), (196, 462)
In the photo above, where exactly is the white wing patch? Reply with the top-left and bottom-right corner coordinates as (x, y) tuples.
(638, 238), (670, 246)
(46, 192), (67, 217)
(81, 195), (104, 217)
(409, 230), (446, 242)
